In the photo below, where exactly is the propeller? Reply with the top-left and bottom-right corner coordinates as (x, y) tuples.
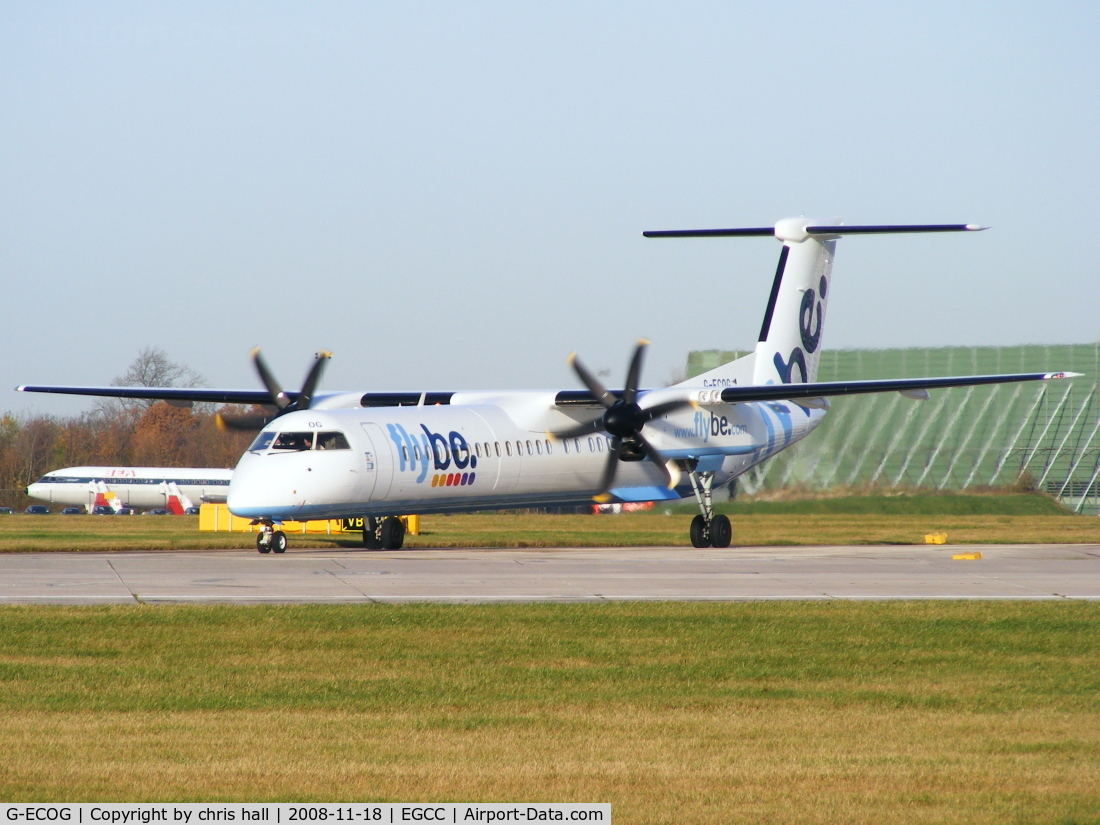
(549, 339), (695, 493)
(216, 349), (332, 431)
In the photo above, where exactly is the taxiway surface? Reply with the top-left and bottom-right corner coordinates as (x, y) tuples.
(1, 544), (1098, 603)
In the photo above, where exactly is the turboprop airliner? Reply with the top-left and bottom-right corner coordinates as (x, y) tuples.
(18, 218), (1081, 553)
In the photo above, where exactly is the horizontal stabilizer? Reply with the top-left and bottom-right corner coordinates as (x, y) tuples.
(643, 224), (986, 238)
(643, 227), (775, 238)
(719, 372), (1081, 405)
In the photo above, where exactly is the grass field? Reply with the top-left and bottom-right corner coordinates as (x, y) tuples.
(1, 493), (1097, 552)
(0, 602), (1097, 822)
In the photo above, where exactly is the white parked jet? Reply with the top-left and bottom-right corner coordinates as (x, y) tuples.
(26, 467), (232, 511)
(19, 218), (1080, 552)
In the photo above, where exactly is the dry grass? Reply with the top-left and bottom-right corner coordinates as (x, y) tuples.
(0, 602), (1097, 821)
(2, 707), (1098, 822)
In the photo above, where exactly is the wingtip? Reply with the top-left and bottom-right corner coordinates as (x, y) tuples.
(215, 413), (227, 432)
(965, 224), (990, 231)
(565, 351), (577, 366)
(249, 346), (261, 358)
(316, 350), (333, 359)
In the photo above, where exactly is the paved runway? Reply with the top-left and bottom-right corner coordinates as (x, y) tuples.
(1, 544), (1098, 603)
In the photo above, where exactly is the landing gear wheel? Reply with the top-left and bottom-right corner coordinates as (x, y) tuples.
(271, 530), (288, 553)
(709, 514), (732, 548)
(380, 516), (405, 550)
(363, 517), (382, 550)
(689, 515), (709, 548)
(256, 533), (272, 554)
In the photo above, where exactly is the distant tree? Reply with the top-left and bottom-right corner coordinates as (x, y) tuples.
(94, 347), (207, 421)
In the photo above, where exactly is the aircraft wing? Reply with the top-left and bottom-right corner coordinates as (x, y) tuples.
(716, 371), (1081, 404)
(15, 385), (285, 405)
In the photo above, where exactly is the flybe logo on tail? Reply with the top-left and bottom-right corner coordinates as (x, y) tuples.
(386, 422), (477, 487)
(773, 272), (828, 384)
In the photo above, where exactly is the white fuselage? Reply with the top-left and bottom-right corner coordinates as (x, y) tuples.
(226, 391), (826, 521)
(27, 467), (234, 509)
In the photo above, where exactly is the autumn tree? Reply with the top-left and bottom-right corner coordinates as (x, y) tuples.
(132, 402), (202, 466)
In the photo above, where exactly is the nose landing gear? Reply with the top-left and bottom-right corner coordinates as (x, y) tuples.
(687, 471), (732, 548)
(253, 520), (288, 554)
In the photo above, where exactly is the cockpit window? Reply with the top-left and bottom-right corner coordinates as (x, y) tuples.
(272, 432), (314, 451)
(316, 431), (351, 450)
(249, 431), (276, 452)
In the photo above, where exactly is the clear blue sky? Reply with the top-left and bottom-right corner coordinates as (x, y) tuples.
(2, 1), (1097, 416)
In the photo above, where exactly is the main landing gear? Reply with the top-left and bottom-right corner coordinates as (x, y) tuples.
(687, 470), (732, 548)
(253, 520), (288, 554)
(363, 516), (405, 550)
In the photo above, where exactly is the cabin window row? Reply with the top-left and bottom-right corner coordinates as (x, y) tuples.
(36, 477), (231, 486)
(399, 435), (615, 464)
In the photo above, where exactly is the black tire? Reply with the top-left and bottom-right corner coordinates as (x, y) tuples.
(363, 516), (382, 550)
(256, 533), (272, 554)
(709, 514), (732, 548)
(380, 516), (405, 550)
(689, 514), (709, 548)
(272, 530), (288, 553)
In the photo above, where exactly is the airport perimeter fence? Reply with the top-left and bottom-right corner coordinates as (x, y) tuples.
(688, 344), (1100, 514)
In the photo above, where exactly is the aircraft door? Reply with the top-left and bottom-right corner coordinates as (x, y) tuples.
(359, 423), (395, 501)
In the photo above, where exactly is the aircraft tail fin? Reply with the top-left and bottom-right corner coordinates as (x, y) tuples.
(646, 219), (986, 386)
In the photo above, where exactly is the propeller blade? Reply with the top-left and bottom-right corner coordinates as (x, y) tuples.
(547, 417), (605, 442)
(595, 437), (622, 493)
(295, 350), (331, 411)
(215, 412), (277, 431)
(567, 352), (616, 409)
(251, 348), (290, 410)
(635, 432), (680, 489)
(622, 339), (649, 406)
(639, 397), (697, 423)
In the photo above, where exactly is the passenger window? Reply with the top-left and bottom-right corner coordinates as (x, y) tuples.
(413, 446), (421, 461)
(454, 441), (469, 464)
(249, 432), (276, 452)
(596, 438), (604, 452)
(484, 442), (491, 457)
(534, 440), (541, 455)
(516, 440), (523, 455)
(587, 437), (594, 452)
(545, 440), (552, 454)
(272, 432), (314, 451)
(474, 443), (481, 459)
(573, 438), (580, 453)
(494, 442), (501, 457)
(505, 442), (512, 457)
(563, 440), (569, 454)
(402, 446), (409, 463)
(316, 431), (351, 450)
